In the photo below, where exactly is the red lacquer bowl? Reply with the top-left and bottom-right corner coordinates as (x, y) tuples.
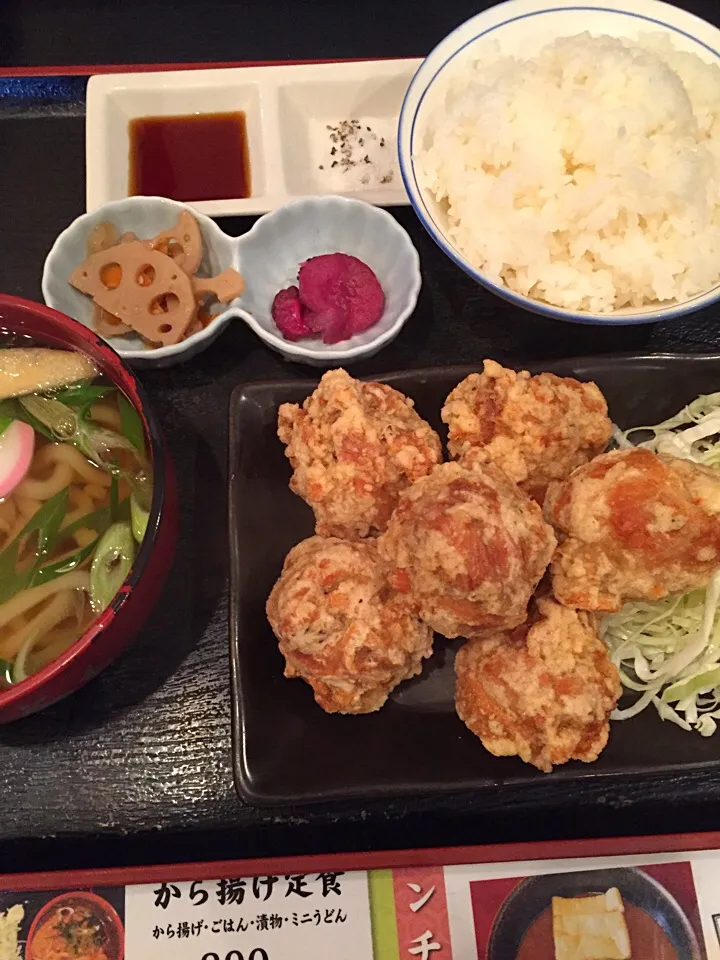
(0, 294), (178, 722)
(26, 891), (125, 960)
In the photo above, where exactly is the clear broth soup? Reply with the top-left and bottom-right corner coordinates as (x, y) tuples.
(0, 335), (152, 689)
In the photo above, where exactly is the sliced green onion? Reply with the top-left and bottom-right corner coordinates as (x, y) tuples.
(110, 474), (119, 522)
(34, 540), (98, 586)
(13, 631), (40, 684)
(0, 658), (13, 685)
(130, 492), (150, 543)
(0, 486), (69, 604)
(19, 394), (77, 440)
(90, 521), (135, 612)
(52, 382), (114, 409)
(19, 392), (153, 506)
(0, 397), (53, 439)
(118, 392), (146, 453)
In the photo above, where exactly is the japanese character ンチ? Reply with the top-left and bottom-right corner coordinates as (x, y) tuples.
(409, 930), (441, 959)
(407, 882), (436, 913)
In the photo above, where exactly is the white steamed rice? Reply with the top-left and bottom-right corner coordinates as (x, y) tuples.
(416, 33), (720, 312)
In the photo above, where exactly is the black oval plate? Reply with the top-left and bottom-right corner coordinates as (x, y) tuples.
(228, 354), (720, 806)
(488, 867), (702, 960)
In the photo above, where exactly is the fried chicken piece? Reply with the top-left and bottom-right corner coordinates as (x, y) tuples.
(266, 536), (433, 714)
(455, 597), (620, 772)
(377, 461), (556, 639)
(278, 369), (442, 539)
(545, 448), (720, 611)
(441, 360), (612, 500)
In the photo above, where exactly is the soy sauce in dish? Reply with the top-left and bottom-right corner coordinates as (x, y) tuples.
(128, 112), (251, 202)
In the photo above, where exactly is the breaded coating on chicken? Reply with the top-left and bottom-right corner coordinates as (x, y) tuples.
(377, 461), (556, 639)
(278, 369), (442, 539)
(545, 448), (720, 612)
(266, 536), (433, 714)
(455, 597), (620, 772)
(441, 360), (612, 500)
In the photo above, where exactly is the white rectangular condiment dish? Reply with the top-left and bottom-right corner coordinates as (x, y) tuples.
(86, 58), (421, 217)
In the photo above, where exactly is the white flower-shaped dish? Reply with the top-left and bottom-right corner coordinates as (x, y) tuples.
(42, 197), (236, 369)
(238, 196), (421, 364)
(42, 195), (421, 368)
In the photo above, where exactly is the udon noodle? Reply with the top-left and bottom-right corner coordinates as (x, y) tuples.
(0, 430), (112, 672)
(0, 344), (152, 689)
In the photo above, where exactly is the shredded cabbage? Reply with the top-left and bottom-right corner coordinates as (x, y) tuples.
(600, 393), (720, 735)
(618, 391), (720, 465)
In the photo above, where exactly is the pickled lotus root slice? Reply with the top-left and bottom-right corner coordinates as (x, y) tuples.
(92, 307), (133, 339)
(150, 211), (203, 275)
(69, 242), (197, 346)
(185, 312), (213, 338)
(192, 268), (245, 303)
(87, 221), (120, 255)
(86, 221), (132, 337)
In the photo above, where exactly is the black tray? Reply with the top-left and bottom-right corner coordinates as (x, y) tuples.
(229, 354), (720, 806)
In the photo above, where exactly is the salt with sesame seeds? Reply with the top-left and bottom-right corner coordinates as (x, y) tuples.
(310, 116), (397, 192)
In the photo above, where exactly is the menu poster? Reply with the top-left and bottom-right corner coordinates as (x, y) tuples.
(4, 847), (720, 958)
(0, 873), (371, 960)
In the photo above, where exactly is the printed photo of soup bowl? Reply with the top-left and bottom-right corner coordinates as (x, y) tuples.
(26, 891), (124, 960)
(0, 294), (178, 722)
(487, 867), (701, 960)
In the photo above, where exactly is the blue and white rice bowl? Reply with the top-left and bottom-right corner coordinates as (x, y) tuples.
(399, 0), (720, 324)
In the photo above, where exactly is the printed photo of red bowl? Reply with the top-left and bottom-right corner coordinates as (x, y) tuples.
(26, 891), (124, 960)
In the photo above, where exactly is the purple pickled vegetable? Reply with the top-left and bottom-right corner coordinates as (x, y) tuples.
(299, 254), (385, 344)
(271, 253), (385, 345)
(303, 305), (348, 345)
(271, 286), (312, 341)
